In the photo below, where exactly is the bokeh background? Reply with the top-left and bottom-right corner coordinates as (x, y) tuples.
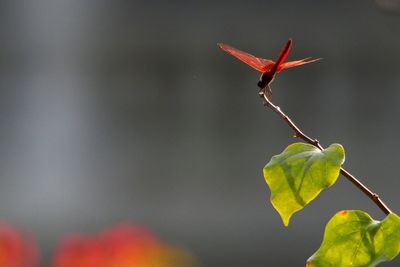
(0, 0), (399, 266)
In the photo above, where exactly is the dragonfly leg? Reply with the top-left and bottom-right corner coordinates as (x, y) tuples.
(263, 85), (273, 101)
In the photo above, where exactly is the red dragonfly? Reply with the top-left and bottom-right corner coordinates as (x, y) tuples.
(217, 39), (320, 99)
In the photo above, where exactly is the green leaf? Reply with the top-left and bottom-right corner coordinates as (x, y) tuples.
(263, 143), (345, 226)
(307, 210), (400, 267)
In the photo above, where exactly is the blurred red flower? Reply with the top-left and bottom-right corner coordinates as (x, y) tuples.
(52, 224), (197, 267)
(0, 223), (39, 267)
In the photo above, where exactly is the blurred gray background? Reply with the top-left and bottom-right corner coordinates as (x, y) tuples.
(0, 0), (399, 266)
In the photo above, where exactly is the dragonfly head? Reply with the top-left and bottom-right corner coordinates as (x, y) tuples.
(258, 72), (275, 89)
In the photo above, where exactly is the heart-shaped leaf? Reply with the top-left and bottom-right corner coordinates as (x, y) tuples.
(307, 210), (400, 267)
(263, 143), (345, 226)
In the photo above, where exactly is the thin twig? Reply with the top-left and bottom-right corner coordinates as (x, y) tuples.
(258, 90), (393, 215)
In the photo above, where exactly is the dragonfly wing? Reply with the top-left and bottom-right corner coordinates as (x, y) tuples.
(277, 57), (321, 72)
(217, 43), (275, 73)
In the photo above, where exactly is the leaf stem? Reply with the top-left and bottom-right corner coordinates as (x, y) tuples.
(258, 90), (393, 215)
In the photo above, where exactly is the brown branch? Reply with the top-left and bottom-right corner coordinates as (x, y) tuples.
(258, 90), (393, 215)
